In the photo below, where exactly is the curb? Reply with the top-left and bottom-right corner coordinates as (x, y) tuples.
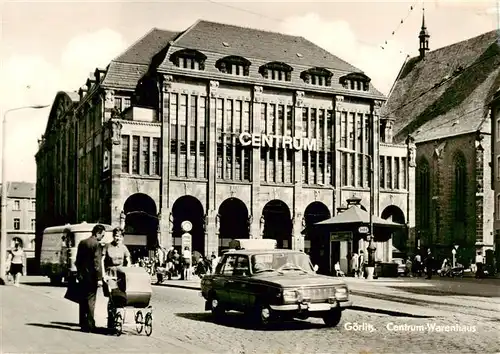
(154, 282), (435, 318)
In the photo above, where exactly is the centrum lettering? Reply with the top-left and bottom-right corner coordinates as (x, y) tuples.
(238, 133), (317, 151)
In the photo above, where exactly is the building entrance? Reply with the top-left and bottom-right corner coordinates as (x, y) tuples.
(171, 196), (205, 255)
(218, 197), (249, 253)
(123, 193), (158, 250)
(262, 200), (292, 249)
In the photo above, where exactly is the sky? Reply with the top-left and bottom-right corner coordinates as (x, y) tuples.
(0, 0), (498, 183)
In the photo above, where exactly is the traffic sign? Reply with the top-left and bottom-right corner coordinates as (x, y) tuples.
(358, 226), (369, 234)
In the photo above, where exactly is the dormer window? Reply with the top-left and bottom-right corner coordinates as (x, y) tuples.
(170, 49), (207, 71)
(259, 62), (293, 82)
(216, 56), (251, 76)
(300, 67), (333, 86)
(340, 72), (371, 92)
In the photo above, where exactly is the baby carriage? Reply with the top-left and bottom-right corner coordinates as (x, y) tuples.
(105, 266), (153, 336)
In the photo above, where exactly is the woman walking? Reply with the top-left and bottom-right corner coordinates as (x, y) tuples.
(7, 241), (26, 286)
(102, 227), (132, 329)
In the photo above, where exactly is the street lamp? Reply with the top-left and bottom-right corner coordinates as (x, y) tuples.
(337, 147), (375, 279)
(1, 104), (49, 285)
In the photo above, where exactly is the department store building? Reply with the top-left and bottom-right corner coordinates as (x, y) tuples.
(35, 20), (415, 270)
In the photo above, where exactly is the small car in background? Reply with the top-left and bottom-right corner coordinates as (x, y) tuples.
(201, 245), (352, 328)
(392, 258), (407, 276)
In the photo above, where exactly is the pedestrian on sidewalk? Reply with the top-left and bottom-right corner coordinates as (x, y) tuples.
(75, 224), (106, 333)
(351, 252), (359, 278)
(475, 251), (484, 278)
(182, 246), (192, 280)
(357, 251), (365, 279)
(424, 249), (434, 279)
(102, 227), (131, 329)
(6, 240), (26, 286)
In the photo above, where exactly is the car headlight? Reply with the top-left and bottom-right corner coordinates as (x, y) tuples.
(335, 287), (348, 300)
(282, 289), (299, 303)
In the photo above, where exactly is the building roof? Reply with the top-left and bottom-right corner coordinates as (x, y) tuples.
(0, 182), (36, 198)
(385, 30), (500, 143)
(102, 20), (381, 95)
(114, 28), (181, 65)
(102, 28), (181, 89)
(173, 20), (361, 72)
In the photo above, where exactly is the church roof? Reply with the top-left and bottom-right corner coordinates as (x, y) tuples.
(385, 30), (500, 143)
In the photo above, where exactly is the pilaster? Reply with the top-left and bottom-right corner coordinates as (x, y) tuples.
(250, 85), (263, 239)
(107, 119), (122, 227)
(160, 75), (174, 249)
(293, 90), (305, 250)
(407, 138), (417, 250)
(334, 95), (343, 214)
(206, 81), (219, 252)
(371, 100), (382, 217)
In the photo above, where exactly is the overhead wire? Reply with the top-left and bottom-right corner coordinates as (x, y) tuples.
(203, 0), (499, 131)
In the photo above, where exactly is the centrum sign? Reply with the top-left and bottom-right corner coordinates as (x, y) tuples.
(239, 132), (318, 151)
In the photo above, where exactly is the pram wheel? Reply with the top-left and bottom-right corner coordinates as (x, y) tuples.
(144, 312), (153, 336)
(114, 312), (123, 336)
(135, 311), (144, 334)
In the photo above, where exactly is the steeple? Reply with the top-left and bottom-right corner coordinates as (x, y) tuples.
(419, 7), (430, 58)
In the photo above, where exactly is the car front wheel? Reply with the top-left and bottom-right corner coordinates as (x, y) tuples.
(210, 296), (225, 320)
(323, 309), (342, 327)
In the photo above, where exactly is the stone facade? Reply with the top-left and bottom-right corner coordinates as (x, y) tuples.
(0, 182), (36, 271)
(35, 22), (415, 271)
(490, 90), (500, 268)
(414, 133), (494, 263)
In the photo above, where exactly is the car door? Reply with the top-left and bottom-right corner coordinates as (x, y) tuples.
(212, 255), (237, 304)
(229, 255), (251, 310)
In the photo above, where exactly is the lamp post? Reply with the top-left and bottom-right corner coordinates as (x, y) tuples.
(338, 147), (375, 279)
(1, 105), (49, 285)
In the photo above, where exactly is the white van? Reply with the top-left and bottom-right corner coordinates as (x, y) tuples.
(40, 222), (113, 285)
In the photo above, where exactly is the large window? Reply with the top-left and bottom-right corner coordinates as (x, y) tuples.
(152, 138), (160, 175)
(121, 135), (130, 173)
(13, 218), (20, 230)
(417, 158), (431, 231)
(142, 137), (150, 175)
(454, 152), (467, 227)
(132, 136), (140, 174)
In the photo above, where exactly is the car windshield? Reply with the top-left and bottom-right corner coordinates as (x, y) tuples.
(250, 252), (314, 274)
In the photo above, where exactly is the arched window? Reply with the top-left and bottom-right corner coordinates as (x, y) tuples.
(300, 67), (333, 86)
(339, 72), (371, 91)
(453, 152), (467, 239)
(259, 62), (293, 82)
(215, 56), (251, 76)
(417, 158), (431, 232)
(169, 49), (207, 71)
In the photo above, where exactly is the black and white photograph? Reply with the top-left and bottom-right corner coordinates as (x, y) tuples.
(0, 0), (499, 353)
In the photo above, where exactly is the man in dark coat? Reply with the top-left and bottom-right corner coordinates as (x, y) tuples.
(75, 224), (106, 332)
(424, 248), (434, 280)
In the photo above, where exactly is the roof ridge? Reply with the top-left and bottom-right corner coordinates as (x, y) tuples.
(407, 29), (498, 61)
(113, 28), (169, 63)
(171, 19), (202, 46)
(196, 19), (310, 41)
(296, 35), (361, 73)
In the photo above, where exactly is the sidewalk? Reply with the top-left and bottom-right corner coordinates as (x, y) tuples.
(0, 280), (209, 354)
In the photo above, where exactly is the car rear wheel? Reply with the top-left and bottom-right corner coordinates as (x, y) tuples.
(322, 309), (342, 327)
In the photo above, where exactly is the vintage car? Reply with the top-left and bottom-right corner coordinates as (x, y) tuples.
(200, 248), (352, 328)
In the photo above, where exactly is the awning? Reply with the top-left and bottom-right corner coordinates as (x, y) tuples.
(315, 206), (405, 228)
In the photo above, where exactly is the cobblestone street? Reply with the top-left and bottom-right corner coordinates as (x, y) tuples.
(1, 277), (499, 353)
